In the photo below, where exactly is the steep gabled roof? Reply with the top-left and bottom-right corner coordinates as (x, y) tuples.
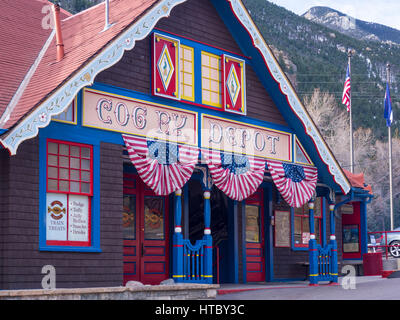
(0, 0), (159, 129)
(0, 0), (70, 121)
(0, 0), (351, 194)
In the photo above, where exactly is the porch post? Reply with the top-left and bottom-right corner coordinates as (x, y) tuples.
(172, 189), (184, 283)
(329, 203), (339, 284)
(308, 199), (319, 286)
(203, 190), (213, 284)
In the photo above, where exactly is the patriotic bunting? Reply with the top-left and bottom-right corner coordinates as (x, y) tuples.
(123, 135), (318, 205)
(202, 149), (266, 201)
(266, 160), (318, 208)
(122, 134), (198, 196)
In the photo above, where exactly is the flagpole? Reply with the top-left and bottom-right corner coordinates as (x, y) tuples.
(387, 63), (394, 231)
(348, 50), (354, 173)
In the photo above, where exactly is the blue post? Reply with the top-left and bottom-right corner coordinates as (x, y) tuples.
(203, 190), (213, 284)
(308, 199), (319, 286)
(172, 189), (184, 283)
(329, 202), (339, 284)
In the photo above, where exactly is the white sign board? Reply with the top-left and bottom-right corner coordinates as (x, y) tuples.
(46, 193), (68, 241)
(68, 195), (89, 242)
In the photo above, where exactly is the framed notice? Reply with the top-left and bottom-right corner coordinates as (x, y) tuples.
(274, 210), (290, 247)
(46, 193), (90, 246)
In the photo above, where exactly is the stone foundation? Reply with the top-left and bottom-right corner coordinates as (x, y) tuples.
(0, 284), (219, 300)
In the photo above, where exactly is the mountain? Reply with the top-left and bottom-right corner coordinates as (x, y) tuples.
(242, 0), (400, 140)
(303, 6), (400, 45)
(58, 0), (400, 141)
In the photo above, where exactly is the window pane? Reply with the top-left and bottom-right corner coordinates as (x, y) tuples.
(81, 183), (90, 194)
(48, 155), (58, 166)
(81, 171), (90, 182)
(70, 158), (80, 169)
(81, 148), (90, 159)
(144, 197), (164, 240)
(294, 216), (302, 245)
(70, 146), (80, 157)
(70, 181), (80, 193)
(59, 156), (69, 168)
(59, 180), (69, 192)
(70, 169), (80, 181)
(123, 195), (136, 240)
(81, 159), (90, 170)
(59, 144), (69, 156)
(48, 167), (58, 179)
(59, 168), (69, 180)
(48, 142), (58, 154)
(48, 179), (58, 191)
(245, 205), (260, 243)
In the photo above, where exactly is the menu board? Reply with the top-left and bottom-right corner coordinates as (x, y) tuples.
(68, 195), (89, 242)
(274, 210), (290, 247)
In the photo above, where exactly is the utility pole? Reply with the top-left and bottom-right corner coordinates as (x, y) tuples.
(387, 63), (394, 231)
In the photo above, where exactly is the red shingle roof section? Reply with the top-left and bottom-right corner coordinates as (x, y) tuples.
(0, 0), (70, 120)
(1, 0), (158, 129)
(343, 169), (373, 194)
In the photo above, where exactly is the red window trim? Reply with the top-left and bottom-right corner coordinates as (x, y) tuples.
(46, 139), (93, 196)
(46, 139), (93, 247)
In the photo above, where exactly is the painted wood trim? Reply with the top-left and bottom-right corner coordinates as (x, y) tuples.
(1, 0), (188, 156)
(226, 0), (350, 195)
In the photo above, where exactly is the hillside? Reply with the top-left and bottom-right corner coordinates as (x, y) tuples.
(55, 0), (400, 141)
(242, 0), (400, 141)
(303, 6), (400, 45)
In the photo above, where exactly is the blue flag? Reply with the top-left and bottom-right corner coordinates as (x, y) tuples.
(384, 83), (393, 127)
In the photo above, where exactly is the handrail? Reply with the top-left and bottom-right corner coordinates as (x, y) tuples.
(182, 239), (206, 282)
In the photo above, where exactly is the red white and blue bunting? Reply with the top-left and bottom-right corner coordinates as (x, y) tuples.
(122, 134), (199, 196)
(123, 134), (318, 205)
(266, 160), (318, 208)
(202, 149), (266, 201)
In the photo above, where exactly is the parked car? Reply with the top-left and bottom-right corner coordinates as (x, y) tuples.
(381, 228), (400, 258)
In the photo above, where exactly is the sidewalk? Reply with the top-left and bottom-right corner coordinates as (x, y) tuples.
(217, 276), (385, 295)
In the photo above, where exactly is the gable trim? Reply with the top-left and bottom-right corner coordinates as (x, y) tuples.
(0, 0), (187, 155)
(226, 0), (350, 194)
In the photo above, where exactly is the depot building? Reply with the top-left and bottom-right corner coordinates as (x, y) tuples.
(0, 0), (372, 289)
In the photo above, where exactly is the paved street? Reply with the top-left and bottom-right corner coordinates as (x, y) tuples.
(216, 276), (400, 300)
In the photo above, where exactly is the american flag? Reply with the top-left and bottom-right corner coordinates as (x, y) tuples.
(122, 134), (198, 196)
(266, 160), (318, 208)
(342, 64), (351, 112)
(202, 149), (266, 201)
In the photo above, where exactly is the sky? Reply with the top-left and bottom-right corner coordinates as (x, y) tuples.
(267, 0), (400, 31)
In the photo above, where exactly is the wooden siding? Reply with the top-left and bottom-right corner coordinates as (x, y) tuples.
(96, 0), (287, 126)
(0, 139), (124, 290)
(272, 188), (343, 280)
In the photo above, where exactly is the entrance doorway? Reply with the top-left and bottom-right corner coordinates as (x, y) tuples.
(122, 171), (169, 285)
(245, 189), (265, 282)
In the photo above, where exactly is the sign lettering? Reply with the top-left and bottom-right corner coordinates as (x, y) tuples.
(202, 115), (291, 161)
(83, 89), (197, 146)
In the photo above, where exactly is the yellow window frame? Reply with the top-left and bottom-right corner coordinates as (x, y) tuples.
(180, 45), (195, 102)
(201, 51), (222, 108)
